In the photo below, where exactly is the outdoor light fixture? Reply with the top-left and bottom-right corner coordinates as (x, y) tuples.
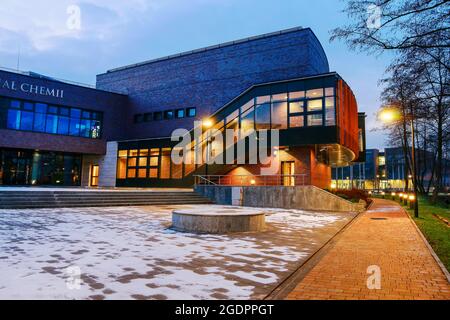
(391, 192), (396, 200)
(202, 119), (213, 128)
(250, 179), (256, 185)
(409, 195), (415, 201)
(378, 107), (401, 123)
(409, 195), (415, 209)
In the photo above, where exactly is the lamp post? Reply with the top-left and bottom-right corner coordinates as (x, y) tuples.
(378, 107), (419, 217)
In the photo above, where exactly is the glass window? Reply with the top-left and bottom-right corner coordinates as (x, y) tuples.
(20, 111), (34, 131)
(241, 100), (254, 113)
(80, 119), (91, 137)
(138, 157), (147, 167)
(60, 107), (70, 116)
(149, 168), (158, 178)
(289, 91), (305, 100)
(272, 93), (288, 102)
(307, 114), (323, 126)
(241, 107), (254, 133)
(150, 148), (160, 156)
(127, 169), (136, 178)
(91, 121), (101, 139)
(7, 109), (21, 129)
(129, 150), (139, 157)
(69, 118), (80, 136)
(164, 110), (174, 119)
(289, 101), (304, 114)
(48, 106), (58, 114)
(82, 111), (91, 119)
(23, 102), (34, 111)
(255, 103), (271, 130)
(325, 87), (334, 97)
(33, 113), (46, 132)
(57, 116), (69, 135)
(45, 114), (58, 133)
(10, 100), (20, 109)
(35, 103), (47, 113)
(176, 109), (185, 118)
(306, 89), (324, 98)
(144, 113), (152, 122)
(160, 148), (171, 179)
(325, 97), (335, 126)
(290, 115), (304, 128)
(186, 107), (196, 117)
(226, 109), (239, 125)
(70, 108), (81, 118)
(271, 102), (288, 129)
(117, 156), (127, 179)
(138, 169), (147, 178)
(139, 149), (149, 156)
(153, 112), (163, 121)
(134, 114), (143, 123)
(91, 112), (101, 120)
(128, 158), (137, 167)
(307, 99), (323, 112)
(256, 95), (270, 104)
(149, 157), (159, 166)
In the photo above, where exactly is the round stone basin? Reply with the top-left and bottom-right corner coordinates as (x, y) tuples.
(172, 206), (266, 234)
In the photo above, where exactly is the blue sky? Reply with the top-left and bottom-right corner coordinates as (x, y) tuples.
(0, 0), (392, 149)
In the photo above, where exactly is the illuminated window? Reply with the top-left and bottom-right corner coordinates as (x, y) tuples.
(127, 168), (136, 178)
(289, 115), (304, 128)
(149, 168), (158, 178)
(325, 97), (335, 126)
(138, 169), (147, 178)
(138, 157), (147, 167)
(272, 93), (288, 102)
(289, 91), (305, 100)
(160, 148), (171, 179)
(307, 99), (323, 112)
(325, 87), (334, 96)
(306, 89), (323, 98)
(271, 102), (288, 129)
(289, 101), (304, 114)
(256, 95), (271, 104)
(307, 114), (323, 126)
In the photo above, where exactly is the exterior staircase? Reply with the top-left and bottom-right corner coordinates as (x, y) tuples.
(0, 190), (214, 209)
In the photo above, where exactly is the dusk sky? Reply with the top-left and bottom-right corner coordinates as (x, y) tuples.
(0, 0), (393, 149)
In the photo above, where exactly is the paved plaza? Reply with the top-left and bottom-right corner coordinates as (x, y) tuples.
(0, 205), (355, 300)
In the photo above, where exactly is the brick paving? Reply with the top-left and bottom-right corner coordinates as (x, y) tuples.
(287, 199), (450, 300)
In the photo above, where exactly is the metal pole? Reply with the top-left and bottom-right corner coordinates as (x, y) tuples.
(410, 119), (419, 218)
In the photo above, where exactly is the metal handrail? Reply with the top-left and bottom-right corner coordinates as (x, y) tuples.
(194, 174), (309, 186)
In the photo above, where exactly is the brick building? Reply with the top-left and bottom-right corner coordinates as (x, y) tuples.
(0, 27), (365, 189)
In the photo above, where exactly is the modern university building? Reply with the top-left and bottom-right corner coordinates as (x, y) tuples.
(0, 27), (365, 189)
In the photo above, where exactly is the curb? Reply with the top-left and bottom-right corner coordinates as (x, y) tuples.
(401, 205), (450, 283)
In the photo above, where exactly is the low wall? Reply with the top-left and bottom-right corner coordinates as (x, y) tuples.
(194, 185), (364, 212)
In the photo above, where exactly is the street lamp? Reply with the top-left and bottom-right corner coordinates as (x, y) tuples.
(378, 106), (419, 217)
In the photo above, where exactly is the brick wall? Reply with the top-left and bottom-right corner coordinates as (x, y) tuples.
(97, 28), (330, 140)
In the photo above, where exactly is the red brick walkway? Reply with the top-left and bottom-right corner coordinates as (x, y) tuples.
(287, 199), (450, 300)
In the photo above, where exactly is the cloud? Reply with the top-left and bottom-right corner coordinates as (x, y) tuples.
(0, 0), (157, 52)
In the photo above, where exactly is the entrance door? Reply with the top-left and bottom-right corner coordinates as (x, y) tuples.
(90, 165), (99, 187)
(281, 161), (295, 186)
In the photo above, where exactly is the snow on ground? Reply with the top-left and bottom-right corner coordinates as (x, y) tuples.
(0, 205), (354, 300)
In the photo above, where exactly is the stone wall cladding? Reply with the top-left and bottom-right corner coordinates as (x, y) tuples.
(97, 28), (330, 140)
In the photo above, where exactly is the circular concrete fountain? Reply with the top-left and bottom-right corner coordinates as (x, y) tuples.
(172, 206), (266, 234)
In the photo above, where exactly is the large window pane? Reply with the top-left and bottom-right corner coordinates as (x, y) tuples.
(272, 93), (288, 102)
(271, 102), (288, 129)
(69, 118), (80, 136)
(325, 97), (335, 126)
(325, 87), (334, 97)
(290, 115), (304, 128)
(57, 116), (69, 135)
(160, 148), (171, 179)
(20, 111), (34, 131)
(307, 99), (323, 112)
(91, 120), (101, 139)
(45, 114), (58, 133)
(7, 109), (21, 129)
(256, 95), (270, 104)
(307, 114), (323, 126)
(289, 91), (304, 100)
(241, 107), (254, 133)
(255, 103), (271, 130)
(80, 119), (91, 137)
(33, 113), (46, 132)
(306, 89), (323, 98)
(289, 101), (304, 114)
(71, 108), (81, 118)
(35, 103), (47, 113)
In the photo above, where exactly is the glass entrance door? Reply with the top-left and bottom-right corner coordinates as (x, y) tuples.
(90, 165), (99, 187)
(281, 161), (295, 186)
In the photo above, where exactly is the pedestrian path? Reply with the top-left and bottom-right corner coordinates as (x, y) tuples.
(287, 199), (450, 300)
